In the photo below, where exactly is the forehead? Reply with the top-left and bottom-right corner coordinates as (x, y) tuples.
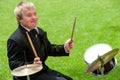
(21, 7), (36, 14)
(22, 6), (36, 12)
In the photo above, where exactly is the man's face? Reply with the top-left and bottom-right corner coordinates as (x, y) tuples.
(19, 7), (38, 29)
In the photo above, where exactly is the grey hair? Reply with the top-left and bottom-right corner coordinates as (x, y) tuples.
(14, 1), (35, 19)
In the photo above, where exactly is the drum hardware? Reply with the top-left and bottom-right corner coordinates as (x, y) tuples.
(85, 48), (119, 74)
(84, 44), (119, 75)
(97, 55), (104, 75)
(11, 32), (43, 80)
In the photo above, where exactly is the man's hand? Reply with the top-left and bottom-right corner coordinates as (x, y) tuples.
(34, 57), (42, 64)
(64, 39), (74, 52)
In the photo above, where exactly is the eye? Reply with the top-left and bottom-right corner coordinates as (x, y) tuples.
(27, 13), (32, 17)
(34, 12), (37, 16)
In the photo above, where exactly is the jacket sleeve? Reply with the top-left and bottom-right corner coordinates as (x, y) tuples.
(42, 32), (69, 56)
(7, 39), (26, 70)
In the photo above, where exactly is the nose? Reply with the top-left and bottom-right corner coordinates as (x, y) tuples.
(32, 15), (37, 19)
(32, 15), (38, 21)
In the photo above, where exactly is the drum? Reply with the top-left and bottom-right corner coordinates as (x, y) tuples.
(84, 44), (117, 75)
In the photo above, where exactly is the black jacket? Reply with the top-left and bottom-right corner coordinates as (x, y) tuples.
(7, 25), (70, 79)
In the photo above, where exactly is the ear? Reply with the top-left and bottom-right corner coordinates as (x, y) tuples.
(17, 17), (22, 23)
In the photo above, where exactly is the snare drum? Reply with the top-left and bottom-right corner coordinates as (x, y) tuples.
(84, 44), (117, 75)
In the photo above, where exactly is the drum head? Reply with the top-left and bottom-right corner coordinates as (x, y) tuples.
(84, 44), (112, 64)
(84, 44), (117, 75)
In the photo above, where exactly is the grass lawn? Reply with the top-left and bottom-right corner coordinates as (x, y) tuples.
(0, 0), (120, 80)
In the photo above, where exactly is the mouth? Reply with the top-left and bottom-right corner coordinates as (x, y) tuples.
(31, 20), (37, 24)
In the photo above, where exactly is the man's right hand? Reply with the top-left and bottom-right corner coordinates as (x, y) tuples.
(34, 57), (42, 65)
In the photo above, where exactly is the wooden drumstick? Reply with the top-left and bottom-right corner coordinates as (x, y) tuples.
(71, 17), (77, 41)
(26, 32), (38, 58)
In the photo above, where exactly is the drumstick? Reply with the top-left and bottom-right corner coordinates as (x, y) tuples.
(71, 17), (77, 41)
(26, 32), (38, 58)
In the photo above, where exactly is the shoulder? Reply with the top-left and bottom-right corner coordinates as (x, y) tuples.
(37, 27), (46, 36)
(8, 27), (26, 43)
(9, 28), (21, 40)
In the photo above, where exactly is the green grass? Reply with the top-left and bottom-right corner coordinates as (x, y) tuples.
(0, 0), (120, 80)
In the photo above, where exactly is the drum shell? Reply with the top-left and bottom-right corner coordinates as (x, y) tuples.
(92, 58), (117, 75)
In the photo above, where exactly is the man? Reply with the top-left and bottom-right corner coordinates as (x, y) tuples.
(7, 1), (74, 80)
